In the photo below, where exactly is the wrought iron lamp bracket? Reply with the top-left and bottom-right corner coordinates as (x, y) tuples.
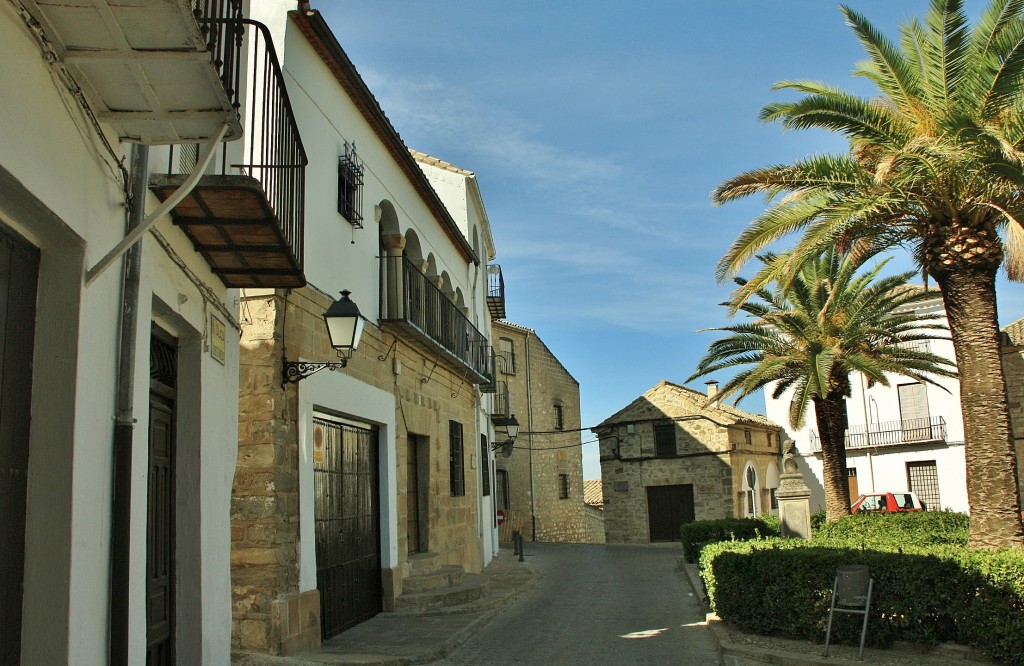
(281, 351), (351, 387)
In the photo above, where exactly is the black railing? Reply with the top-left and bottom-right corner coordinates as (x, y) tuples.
(166, 15), (307, 268)
(380, 256), (494, 384)
(809, 416), (947, 452)
(196, 0), (245, 119)
(486, 264), (506, 319)
(491, 381), (510, 418)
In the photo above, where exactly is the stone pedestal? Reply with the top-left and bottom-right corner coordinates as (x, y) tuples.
(777, 440), (812, 540)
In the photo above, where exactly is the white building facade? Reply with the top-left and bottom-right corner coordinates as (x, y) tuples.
(764, 290), (968, 513)
(0, 1), (295, 663)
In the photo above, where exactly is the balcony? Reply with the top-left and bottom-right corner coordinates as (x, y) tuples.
(149, 19), (306, 288)
(380, 256), (494, 385)
(809, 416), (947, 452)
(25, 0), (245, 144)
(487, 264), (506, 320)
(491, 381), (510, 419)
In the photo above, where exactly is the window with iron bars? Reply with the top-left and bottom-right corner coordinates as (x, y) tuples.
(558, 474), (569, 500)
(553, 403), (564, 430)
(449, 420), (465, 497)
(479, 435), (490, 497)
(338, 142), (364, 228)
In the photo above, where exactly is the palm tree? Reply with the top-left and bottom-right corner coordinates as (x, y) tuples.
(713, 0), (1024, 547)
(689, 247), (958, 522)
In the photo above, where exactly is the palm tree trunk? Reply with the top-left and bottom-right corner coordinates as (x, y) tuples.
(813, 393), (852, 522)
(936, 267), (1024, 549)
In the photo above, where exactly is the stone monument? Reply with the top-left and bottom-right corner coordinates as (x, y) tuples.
(776, 439), (813, 539)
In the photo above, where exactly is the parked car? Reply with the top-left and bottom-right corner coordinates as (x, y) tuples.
(851, 492), (925, 513)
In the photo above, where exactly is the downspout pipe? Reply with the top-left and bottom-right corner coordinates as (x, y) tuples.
(525, 331), (536, 541)
(109, 143), (149, 665)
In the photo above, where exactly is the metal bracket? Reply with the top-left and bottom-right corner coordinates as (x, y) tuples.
(281, 355), (349, 387)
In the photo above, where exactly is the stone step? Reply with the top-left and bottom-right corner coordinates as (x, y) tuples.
(393, 573), (489, 613)
(407, 551), (442, 575)
(402, 565), (465, 594)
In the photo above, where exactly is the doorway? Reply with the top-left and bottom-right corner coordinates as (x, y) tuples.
(646, 484), (695, 542)
(406, 435), (429, 554)
(147, 329), (177, 665)
(313, 416), (382, 638)
(0, 225), (38, 665)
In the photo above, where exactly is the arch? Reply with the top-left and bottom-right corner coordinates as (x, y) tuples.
(454, 287), (465, 309)
(403, 229), (423, 265)
(425, 254), (438, 281)
(765, 461), (780, 489)
(440, 270), (453, 299)
(741, 463), (760, 517)
(377, 199), (400, 237)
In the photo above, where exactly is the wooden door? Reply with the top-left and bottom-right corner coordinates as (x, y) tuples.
(314, 416), (381, 639)
(147, 331), (177, 665)
(0, 226), (38, 666)
(646, 484), (695, 542)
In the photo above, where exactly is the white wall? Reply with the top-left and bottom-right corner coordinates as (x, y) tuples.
(1, 6), (239, 663)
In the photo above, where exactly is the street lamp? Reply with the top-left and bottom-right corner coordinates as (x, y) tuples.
(491, 414), (519, 457)
(282, 290), (366, 385)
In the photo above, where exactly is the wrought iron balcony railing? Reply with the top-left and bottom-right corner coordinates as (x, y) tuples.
(380, 256), (494, 385)
(487, 264), (506, 320)
(491, 381), (510, 418)
(808, 416), (947, 452)
(152, 17), (307, 287)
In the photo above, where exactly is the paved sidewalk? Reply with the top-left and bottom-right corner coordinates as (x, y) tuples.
(232, 547), (539, 666)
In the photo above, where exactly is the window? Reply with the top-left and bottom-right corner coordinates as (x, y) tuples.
(495, 469), (510, 510)
(847, 467), (859, 500)
(449, 420), (465, 496)
(558, 474), (569, 500)
(654, 423), (676, 457)
(742, 465), (759, 517)
(497, 337), (516, 374)
(480, 435), (490, 497)
(744, 429), (752, 446)
(907, 460), (941, 510)
(553, 404), (564, 430)
(766, 432), (773, 448)
(769, 488), (778, 510)
(338, 142), (364, 228)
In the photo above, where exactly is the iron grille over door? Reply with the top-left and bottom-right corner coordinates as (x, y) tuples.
(0, 225), (38, 666)
(313, 416), (381, 639)
(907, 460), (941, 510)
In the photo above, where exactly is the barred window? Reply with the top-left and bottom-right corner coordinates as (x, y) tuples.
(654, 423), (676, 457)
(554, 403), (564, 430)
(558, 474), (569, 500)
(480, 435), (490, 497)
(338, 142), (364, 228)
(449, 421), (465, 496)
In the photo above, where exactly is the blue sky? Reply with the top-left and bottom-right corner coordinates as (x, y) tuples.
(318, 1), (1022, 478)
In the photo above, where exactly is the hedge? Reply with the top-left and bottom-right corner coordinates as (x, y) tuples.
(679, 517), (779, 562)
(698, 513), (1024, 665)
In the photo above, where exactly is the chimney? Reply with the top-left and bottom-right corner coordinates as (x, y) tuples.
(704, 380), (719, 398)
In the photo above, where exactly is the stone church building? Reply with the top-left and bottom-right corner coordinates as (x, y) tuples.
(595, 380), (782, 543)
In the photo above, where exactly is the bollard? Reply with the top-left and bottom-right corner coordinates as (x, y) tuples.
(512, 530), (520, 556)
(517, 533), (525, 562)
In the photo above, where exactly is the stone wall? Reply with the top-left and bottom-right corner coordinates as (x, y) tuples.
(494, 323), (595, 542)
(1001, 319), (1024, 502)
(233, 287), (486, 654)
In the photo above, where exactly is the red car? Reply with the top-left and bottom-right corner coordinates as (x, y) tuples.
(851, 492), (925, 513)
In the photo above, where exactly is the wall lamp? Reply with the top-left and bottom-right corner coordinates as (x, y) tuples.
(491, 414), (519, 457)
(282, 290), (366, 386)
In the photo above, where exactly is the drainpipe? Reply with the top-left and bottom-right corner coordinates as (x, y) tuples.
(109, 144), (149, 665)
(524, 330), (536, 541)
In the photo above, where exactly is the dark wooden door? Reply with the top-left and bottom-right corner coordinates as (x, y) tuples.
(406, 436), (421, 554)
(314, 417), (381, 639)
(147, 332), (177, 665)
(0, 226), (38, 666)
(646, 484), (695, 542)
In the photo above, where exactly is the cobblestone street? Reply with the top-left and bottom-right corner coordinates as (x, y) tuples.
(429, 542), (721, 665)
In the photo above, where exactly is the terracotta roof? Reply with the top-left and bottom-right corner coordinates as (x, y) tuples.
(582, 479), (603, 507)
(595, 380), (778, 430)
(409, 149), (475, 177)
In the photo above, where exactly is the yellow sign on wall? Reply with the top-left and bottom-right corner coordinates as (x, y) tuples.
(210, 315), (226, 365)
(313, 424), (326, 465)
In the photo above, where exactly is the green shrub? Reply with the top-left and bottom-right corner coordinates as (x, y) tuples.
(679, 517), (780, 562)
(814, 511), (968, 549)
(698, 524), (1024, 665)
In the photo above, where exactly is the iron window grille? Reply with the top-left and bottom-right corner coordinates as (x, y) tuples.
(480, 435), (491, 497)
(554, 404), (564, 430)
(654, 423), (676, 457)
(449, 420), (465, 497)
(338, 142), (364, 228)
(558, 474), (569, 500)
